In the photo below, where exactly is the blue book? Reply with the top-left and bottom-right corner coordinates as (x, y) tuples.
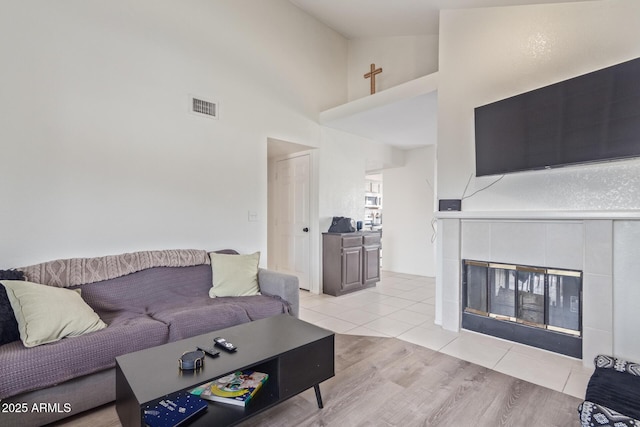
(143, 391), (208, 427)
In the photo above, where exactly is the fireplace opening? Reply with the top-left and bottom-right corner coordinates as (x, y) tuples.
(462, 260), (582, 358)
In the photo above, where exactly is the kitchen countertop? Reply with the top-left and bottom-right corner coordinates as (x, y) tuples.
(322, 230), (381, 236)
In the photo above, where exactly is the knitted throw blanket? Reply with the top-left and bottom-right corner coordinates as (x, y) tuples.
(18, 249), (210, 288)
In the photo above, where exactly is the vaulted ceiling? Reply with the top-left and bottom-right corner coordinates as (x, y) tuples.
(290, 0), (596, 39)
(290, 0), (596, 151)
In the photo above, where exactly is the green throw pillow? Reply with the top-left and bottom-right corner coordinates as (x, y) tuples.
(209, 252), (261, 298)
(0, 280), (107, 348)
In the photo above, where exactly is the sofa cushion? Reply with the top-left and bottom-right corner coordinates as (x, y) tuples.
(72, 263), (288, 342)
(0, 270), (24, 346)
(149, 295), (288, 341)
(150, 302), (251, 341)
(585, 367), (640, 420)
(77, 265), (214, 314)
(1, 280), (107, 348)
(0, 312), (168, 399)
(209, 252), (261, 298)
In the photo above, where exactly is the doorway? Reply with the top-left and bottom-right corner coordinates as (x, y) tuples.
(274, 154), (310, 290)
(267, 138), (318, 293)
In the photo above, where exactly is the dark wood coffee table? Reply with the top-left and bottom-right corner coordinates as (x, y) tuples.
(115, 315), (334, 427)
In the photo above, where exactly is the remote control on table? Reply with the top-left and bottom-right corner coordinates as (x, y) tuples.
(196, 346), (220, 358)
(213, 337), (237, 352)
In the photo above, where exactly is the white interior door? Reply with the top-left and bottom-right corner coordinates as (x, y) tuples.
(275, 154), (311, 290)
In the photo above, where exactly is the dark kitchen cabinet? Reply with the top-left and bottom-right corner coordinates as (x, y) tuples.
(322, 232), (381, 296)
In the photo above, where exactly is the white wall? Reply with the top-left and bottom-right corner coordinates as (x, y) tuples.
(365, 143), (406, 173)
(0, 0), (348, 268)
(613, 221), (640, 361)
(348, 35), (439, 102)
(382, 146), (436, 276)
(317, 127), (405, 231)
(318, 127), (369, 232)
(437, 0), (640, 210)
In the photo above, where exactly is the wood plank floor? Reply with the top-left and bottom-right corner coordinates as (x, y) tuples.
(51, 334), (582, 427)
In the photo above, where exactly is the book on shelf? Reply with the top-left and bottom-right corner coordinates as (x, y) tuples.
(191, 370), (268, 407)
(142, 391), (208, 427)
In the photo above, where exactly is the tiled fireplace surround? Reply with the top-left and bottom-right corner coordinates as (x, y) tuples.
(435, 211), (640, 368)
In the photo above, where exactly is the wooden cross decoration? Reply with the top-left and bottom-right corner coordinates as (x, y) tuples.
(364, 63), (382, 95)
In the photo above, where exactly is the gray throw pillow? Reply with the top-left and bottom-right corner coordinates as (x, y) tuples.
(0, 269), (25, 346)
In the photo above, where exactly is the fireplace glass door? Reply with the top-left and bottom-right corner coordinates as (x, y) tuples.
(517, 268), (546, 326)
(462, 260), (582, 357)
(463, 260), (582, 336)
(466, 262), (488, 315)
(547, 270), (581, 334)
(488, 264), (516, 319)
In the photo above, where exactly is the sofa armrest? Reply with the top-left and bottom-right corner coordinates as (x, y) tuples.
(578, 401), (639, 427)
(594, 355), (640, 376)
(258, 269), (299, 318)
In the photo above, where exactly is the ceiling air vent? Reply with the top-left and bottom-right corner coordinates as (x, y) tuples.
(189, 95), (218, 119)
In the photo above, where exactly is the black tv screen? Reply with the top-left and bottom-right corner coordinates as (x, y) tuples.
(474, 57), (640, 177)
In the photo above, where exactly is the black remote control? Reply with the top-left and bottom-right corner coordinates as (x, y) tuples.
(196, 346), (220, 358)
(213, 337), (237, 352)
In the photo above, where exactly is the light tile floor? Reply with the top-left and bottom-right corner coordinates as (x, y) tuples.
(299, 271), (594, 399)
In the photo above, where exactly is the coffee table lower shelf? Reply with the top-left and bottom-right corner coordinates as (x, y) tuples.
(116, 315), (335, 427)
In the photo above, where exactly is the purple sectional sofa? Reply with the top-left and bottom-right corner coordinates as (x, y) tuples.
(0, 249), (299, 426)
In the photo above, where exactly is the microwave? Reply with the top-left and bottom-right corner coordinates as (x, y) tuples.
(365, 195), (381, 207)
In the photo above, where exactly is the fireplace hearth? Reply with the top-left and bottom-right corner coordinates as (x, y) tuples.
(462, 260), (582, 358)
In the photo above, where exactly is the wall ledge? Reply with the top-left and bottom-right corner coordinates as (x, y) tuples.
(434, 210), (640, 220)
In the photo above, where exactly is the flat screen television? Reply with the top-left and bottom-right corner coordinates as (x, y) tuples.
(474, 57), (640, 177)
